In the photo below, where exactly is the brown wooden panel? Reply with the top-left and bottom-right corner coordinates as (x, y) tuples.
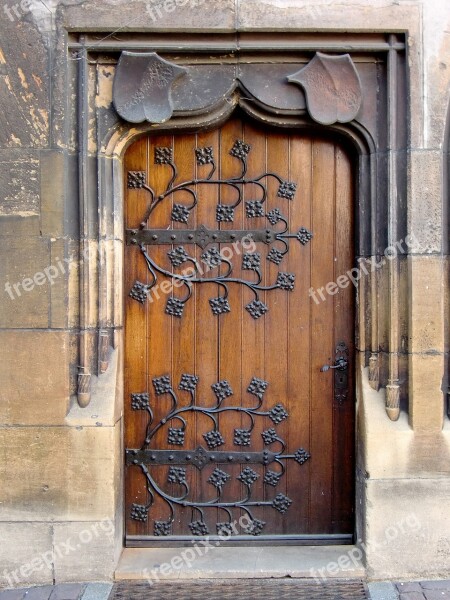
(124, 118), (355, 542)
(332, 145), (355, 533)
(216, 119), (245, 532)
(193, 128), (221, 533)
(170, 133), (197, 535)
(287, 135), (313, 533)
(309, 139), (336, 533)
(265, 132), (290, 535)
(241, 120), (269, 532)
(124, 137), (148, 538)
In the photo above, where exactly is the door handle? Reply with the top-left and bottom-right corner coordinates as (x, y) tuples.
(320, 357), (348, 372)
(320, 342), (349, 406)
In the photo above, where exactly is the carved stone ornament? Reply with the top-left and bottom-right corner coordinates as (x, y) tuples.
(287, 52), (362, 125)
(113, 52), (187, 123)
(112, 51), (363, 126)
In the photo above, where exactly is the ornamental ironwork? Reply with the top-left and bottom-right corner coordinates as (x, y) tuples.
(126, 141), (313, 320)
(234, 428), (251, 446)
(126, 374), (311, 537)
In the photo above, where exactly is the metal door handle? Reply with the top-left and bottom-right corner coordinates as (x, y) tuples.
(319, 342), (349, 406)
(320, 357), (348, 372)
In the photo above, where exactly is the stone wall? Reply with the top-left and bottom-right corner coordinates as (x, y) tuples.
(0, 0), (448, 585)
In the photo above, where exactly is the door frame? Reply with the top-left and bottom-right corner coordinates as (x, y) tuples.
(69, 31), (408, 555)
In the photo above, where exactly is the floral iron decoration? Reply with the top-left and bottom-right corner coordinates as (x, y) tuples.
(127, 140), (313, 319)
(127, 374), (311, 537)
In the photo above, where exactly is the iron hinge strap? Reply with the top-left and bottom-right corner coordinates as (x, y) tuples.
(126, 447), (278, 470)
(126, 224), (276, 249)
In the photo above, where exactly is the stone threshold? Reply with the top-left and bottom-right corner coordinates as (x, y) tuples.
(115, 545), (365, 581)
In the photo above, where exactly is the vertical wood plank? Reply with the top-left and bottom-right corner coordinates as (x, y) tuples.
(265, 131), (290, 534)
(195, 127), (221, 534)
(145, 134), (175, 535)
(217, 118), (245, 528)
(170, 132), (197, 534)
(332, 144), (355, 533)
(287, 135), (313, 533)
(241, 119), (267, 531)
(124, 137), (148, 537)
(309, 138), (335, 533)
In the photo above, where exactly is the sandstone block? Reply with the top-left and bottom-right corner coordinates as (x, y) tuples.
(409, 353), (445, 431)
(0, 331), (69, 424)
(0, 425), (119, 522)
(0, 523), (53, 588)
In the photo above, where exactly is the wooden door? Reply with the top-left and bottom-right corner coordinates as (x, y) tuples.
(124, 117), (355, 545)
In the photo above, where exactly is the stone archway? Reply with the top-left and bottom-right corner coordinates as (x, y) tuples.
(69, 32), (408, 567)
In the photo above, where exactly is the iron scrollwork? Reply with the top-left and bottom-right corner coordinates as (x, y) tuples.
(126, 375), (311, 537)
(126, 141), (313, 319)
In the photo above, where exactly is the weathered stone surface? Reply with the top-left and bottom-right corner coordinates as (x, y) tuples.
(408, 256), (445, 353)
(237, 0), (419, 31)
(445, 256), (449, 353)
(421, 580), (450, 589)
(49, 238), (78, 329)
(49, 237), (69, 329)
(62, 0), (236, 31)
(66, 348), (122, 428)
(237, 0), (422, 64)
(53, 522), (116, 583)
(0, 235), (76, 331)
(103, 239), (123, 329)
(80, 583), (113, 600)
(358, 363), (450, 577)
(409, 353), (445, 431)
(25, 585), (55, 599)
(115, 545), (365, 580)
(357, 367), (450, 479)
(423, 590), (450, 600)
(367, 581), (398, 600)
(40, 151), (79, 238)
(0, 150), (40, 216)
(0, 237), (51, 328)
(408, 150), (443, 254)
(0, 425), (119, 522)
(398, 593), (426, 600)
(0, 590), (26, 600)
(364, 477), (450, 579)
(0, 331), (69, 424)
(237, 0), (423, 147)
(0, 523), (53, 588)
(0, 215), (40, 237)
(397, 582), (424, 593)
(422, 0), (450, 149)
(0, 584), (113, 600)
(48, 583), (85, 599)
(0, 11), (49, 148)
